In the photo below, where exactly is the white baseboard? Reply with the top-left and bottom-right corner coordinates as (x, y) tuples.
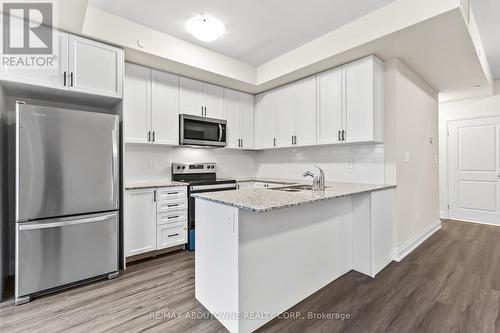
(394, 220), (442, 262)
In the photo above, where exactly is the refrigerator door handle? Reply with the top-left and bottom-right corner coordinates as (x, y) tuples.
(18, 213), (117, 230)
(111, 127), (118, 208)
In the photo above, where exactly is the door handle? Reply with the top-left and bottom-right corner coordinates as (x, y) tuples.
(18, 213), (117, 230)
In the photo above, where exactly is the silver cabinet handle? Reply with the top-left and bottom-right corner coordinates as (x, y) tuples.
(201, 106), (203, 116)
(167, 204), (180, 207)
(70, 72), (74, 87)
(241, 139), (243, 147)
(168, 233), (180, 238)
(338, 130), (341, 141)
(273, 138), (276, 146)
(147, 130), (151, 142)
(342, 130), (346, 141)
(63, 71), (67, 87)
(19, 213), (117, 230)
(167, 215), (180, 219)
(152, 131), (156, 142)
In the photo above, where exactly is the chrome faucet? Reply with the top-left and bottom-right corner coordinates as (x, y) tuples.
(302, 165), (326, 191)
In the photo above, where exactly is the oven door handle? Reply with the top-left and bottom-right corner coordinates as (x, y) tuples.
(218, 124), (223, 142)
(190, 183), (237, 192)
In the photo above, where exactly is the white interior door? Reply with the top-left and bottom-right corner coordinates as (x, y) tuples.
(449, 117), (500, 225)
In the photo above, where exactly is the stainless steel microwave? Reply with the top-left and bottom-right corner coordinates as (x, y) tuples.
(179, 114), (227, 147)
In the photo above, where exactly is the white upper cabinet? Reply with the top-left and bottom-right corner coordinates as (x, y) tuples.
(224, 88), (240, 148)
(124, 63), (179, 145)
(239, 92), (254, 149)
(317, 68), (343, 145)
(259, 90), (278, 149)
(274, 76), (317, 148)
(343, 56), (384, 143)
(295, 76), (317, 146)
(0, 31), (123, 98)
(179, 77), (204, 116)
(203, 83), (224, 118)
(151, 70), (179, 145)
(124, 63), (150, 144)
(276, 84), (296, 147)
(68, 35), (123, 98)
(224, 89), (254, 149)
(0, 30), (68, 91)
(179, 77), (224, 118)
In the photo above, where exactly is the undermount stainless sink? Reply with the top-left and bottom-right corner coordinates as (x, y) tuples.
(269, 184), (329, 192)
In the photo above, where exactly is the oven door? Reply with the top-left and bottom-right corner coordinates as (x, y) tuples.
(180, 114), (227, 147)
(188, 183), (237, 230)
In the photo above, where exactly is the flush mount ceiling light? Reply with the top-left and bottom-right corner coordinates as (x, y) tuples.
(186, 16), (225, 42)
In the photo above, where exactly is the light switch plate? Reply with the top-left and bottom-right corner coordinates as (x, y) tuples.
(404, 152), (410, 164)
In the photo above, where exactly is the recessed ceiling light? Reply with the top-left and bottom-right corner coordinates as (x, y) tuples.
(186, 16), (225, 42)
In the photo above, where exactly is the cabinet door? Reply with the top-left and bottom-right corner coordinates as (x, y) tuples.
(275, 84), (296, 147)
(179, 77), (203, 116)
(260, 90), (278, 149)
(343, 58), (374, 143)
(124, 63), (150, 143)
(253, 94), (264, 149)
(125, 189), (156, 257)
(239, 92), (254, 149)
(296, 76), (317, 146)
(68, 35), (123, 98)
(151, 70), (179, 145)
(223, 88), (240, 148)
(0, 29), (68, 90)
(203, 83), (224, 118)
(317, 69), (343, 144)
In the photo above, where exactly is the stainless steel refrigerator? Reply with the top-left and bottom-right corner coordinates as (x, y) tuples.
(15, 101), (119, 305)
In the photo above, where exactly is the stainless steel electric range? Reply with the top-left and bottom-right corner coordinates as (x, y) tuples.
(172, 162), (237, 251)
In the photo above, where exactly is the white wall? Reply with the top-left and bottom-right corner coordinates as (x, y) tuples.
(384, 59), (440, 258)
(439, 81), (500, 218)
(124, 145), (259, 182)
(255, 144), (385, 184)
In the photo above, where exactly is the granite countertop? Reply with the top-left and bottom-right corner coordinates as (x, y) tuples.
(125, 180), (186, 190)
(192, 182), (396, 212)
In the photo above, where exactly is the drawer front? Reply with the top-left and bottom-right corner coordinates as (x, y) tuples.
(157, 187), (186, 201)
(157, 198), (188, 213)
(157, 223), (187, 249)
(157, 210), (187, 226)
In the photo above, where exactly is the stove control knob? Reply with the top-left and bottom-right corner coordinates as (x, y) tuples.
(182, 166), (186, 170)
(176, 166), (181, 170)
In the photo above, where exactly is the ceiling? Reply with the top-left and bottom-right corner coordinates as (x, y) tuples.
(470, 0), (500, 79)
(89, 0), (396, 66)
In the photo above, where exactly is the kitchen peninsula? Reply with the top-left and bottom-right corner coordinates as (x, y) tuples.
(193, 182), (396, 333)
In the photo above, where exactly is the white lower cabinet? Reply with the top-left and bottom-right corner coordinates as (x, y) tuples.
(124, 189), (157, 257)
(157, 223), (188, 250)
(125, 186), (188, 260)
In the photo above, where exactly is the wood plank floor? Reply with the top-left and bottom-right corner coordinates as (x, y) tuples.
(1, 220), (500, 333)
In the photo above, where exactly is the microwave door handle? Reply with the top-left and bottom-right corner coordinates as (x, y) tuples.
(218, 124), (223, 142)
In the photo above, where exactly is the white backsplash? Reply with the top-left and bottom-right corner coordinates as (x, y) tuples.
(125, 143), (385, 185)
(124, 144), (259, 182)
(255, 144), (385, 184)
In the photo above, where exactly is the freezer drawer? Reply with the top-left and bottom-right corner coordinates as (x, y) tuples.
(16, 212), (118, 298)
